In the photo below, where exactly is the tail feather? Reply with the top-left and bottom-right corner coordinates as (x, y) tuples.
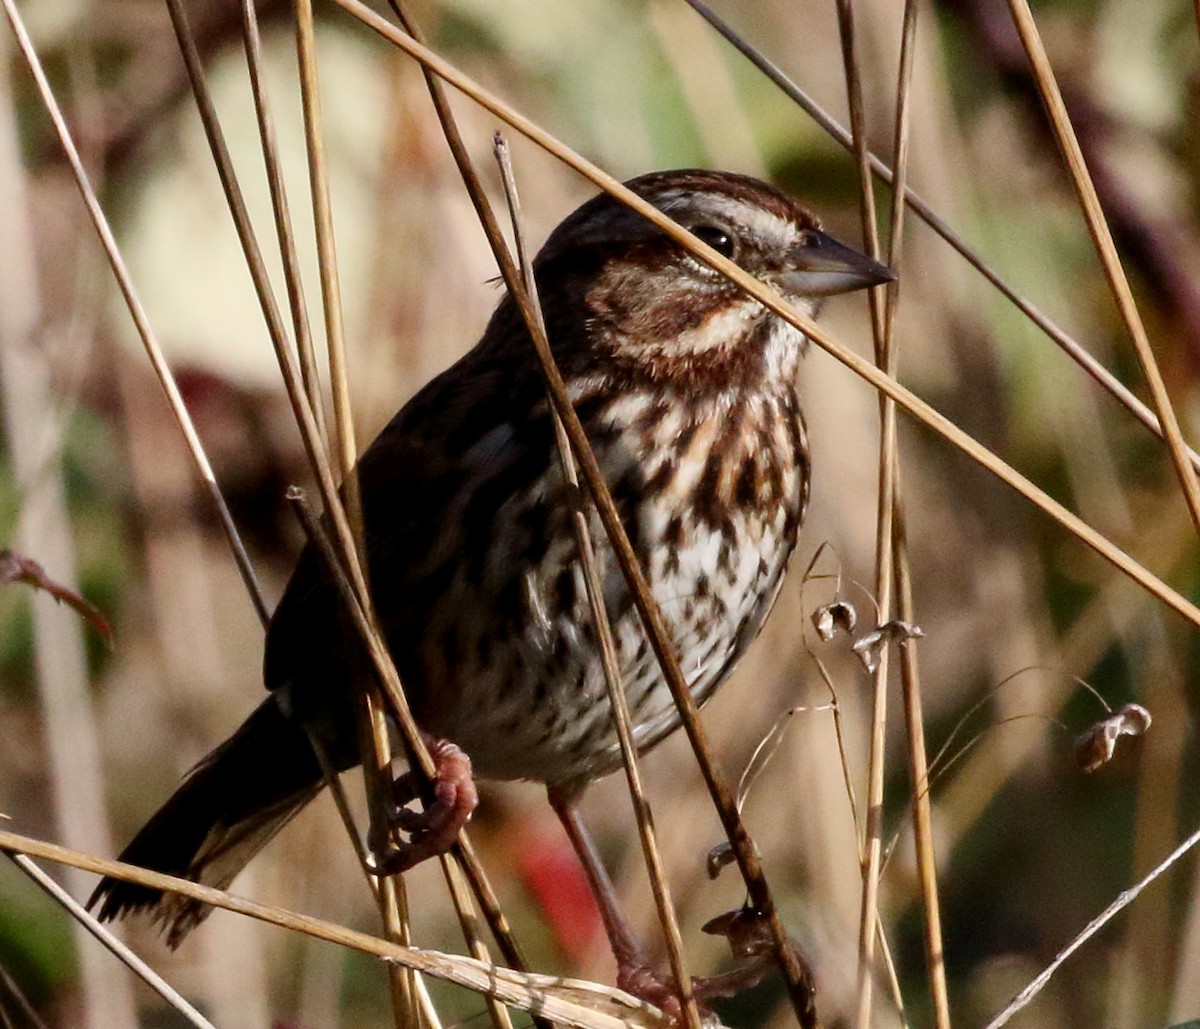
(89, 696), (325, 947)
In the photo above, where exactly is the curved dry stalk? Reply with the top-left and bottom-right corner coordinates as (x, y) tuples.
(1002, 0), (1200, 540)
(0, 829), (667, 1029)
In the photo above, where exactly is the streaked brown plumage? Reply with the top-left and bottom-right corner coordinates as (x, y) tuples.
(90, 170), (891, 957)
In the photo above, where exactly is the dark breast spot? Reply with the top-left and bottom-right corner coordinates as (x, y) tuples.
(646, 456), (678, 495)
(734, 459), (756, 507)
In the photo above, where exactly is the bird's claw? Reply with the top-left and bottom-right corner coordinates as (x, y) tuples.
(613, 952), (774, 1027)
(369, 738), (478, 874)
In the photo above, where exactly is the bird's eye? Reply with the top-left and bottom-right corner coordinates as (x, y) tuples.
(691, 225), (737, 259)
(799, 229), (823, 248)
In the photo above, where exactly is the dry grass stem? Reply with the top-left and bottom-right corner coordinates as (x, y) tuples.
(287, 2), (419, 1020)
(494, 135), (701, 1029)
(370, 13), (816, 1018)
(893, 504), (950, 1027)
(355, 695), (420, 1029)
(1, 0), (269, 624)
(882, 2), (951, 1025)
(983, 819), (1200, 1027)
(0, 829), (665, 1029)
(833, 2), (895, 1023)
(236, 0), (325, 442)
(682, 0), (1200, 479)
(329, 0), (1200, 637)
(290, 0), (349, 474)
(1003, 0), (1200, 537)
(6, 854), (215, 1029)
(303, 727), (375, 879)
(361, 702), (424, 1029)
(438, 855), (515, 1029)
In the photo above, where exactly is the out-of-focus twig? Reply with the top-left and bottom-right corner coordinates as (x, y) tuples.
(7, 854), (215, 1029)
(983, 819), (1200, 1028)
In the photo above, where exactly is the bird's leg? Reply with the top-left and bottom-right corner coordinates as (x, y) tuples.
(374, 736), (478, 873)
(548, 785), (643, 966)
(547, 786), (779, 1020)
(548, 785), (698, 1023)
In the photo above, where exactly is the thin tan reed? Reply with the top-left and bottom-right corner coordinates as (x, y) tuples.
(236, 0), (325, 443)
(493, 135), (702, 1029)
(290, 0), (345, 468)
(329, 0), (1200, 634)
(832, 2), (894, 1023)
(1003, 0), (1200, 538)
(0, 829), (667, 1029)
(7, 854), (215, 1029)
(287, 4), (423, 1022)
(2, 0), (268, 624)
(882, 2), (951, 1025)
(682, 0), (1200, 480)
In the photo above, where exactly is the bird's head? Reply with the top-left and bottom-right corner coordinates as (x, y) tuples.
(533, 169), (894, 386)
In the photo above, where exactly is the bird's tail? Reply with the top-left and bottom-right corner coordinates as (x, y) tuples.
(89, 696), (324, 947)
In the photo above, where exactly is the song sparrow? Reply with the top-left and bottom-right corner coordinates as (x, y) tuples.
(91, 169), (890, 981)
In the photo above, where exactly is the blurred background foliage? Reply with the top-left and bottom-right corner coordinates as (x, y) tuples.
(2, 0), (1200, 1026)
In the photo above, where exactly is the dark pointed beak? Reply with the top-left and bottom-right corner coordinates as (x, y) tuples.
(776, 229), (896, 297)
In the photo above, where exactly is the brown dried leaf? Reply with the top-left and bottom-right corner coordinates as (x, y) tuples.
(812, 599), (858, 641)
(1075, 703), (1152, 773)
(0, 548), (113, 646)
(851, 619), (924, 673)
(706, 842), (735, 880)
(701, 906), (774, 958)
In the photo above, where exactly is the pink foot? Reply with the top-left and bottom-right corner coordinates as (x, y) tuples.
(615, 955), (773, 1025)
(377, 739), (478, 873)
(616, 960), (696, 1025)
